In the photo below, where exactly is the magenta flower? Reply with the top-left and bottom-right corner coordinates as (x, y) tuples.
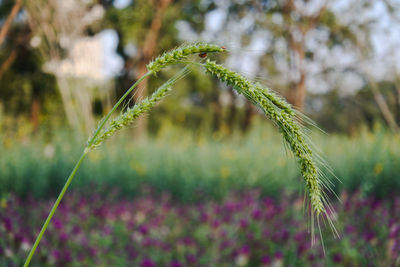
(141, 258), (156, 267)
(261, 255), (271, 264)
(139, 225), (149, 235)
(169, 260), (183, 267)
(51, 249), (62, 260)
(239, 218), (249, 229)
(274, 251), (283, 259)
(332, 253), (343, 263)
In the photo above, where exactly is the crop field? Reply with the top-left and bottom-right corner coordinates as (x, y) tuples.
(1, 128), (400, 266)
(1, 190), (399, 266)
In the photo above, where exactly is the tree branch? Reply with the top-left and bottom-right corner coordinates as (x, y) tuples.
(369, 79), (399, 133)
(0, 0), (23, 46)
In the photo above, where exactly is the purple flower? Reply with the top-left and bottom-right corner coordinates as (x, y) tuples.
(63, 250), (72, 262)
(239, 245), (250, 255)
(186, 254), (196, 264)
(169, 260), (183, 267)
(3, 217), (12, 232)
(200, 212), (209, 222)
(143, 237), (155, 247)
(51, 249), (62, 260)
(211, 219), (221, 228)
(72, 225), (81, 235)
(345, 224), (356, 234)
(52, 218), (63, 230)
(252, 209), (262, 220)
(59, 232), (69, 242)
(183, 237), (195, 246)
(89, 247), (97, 257)
(332, 253), (343, 263)
(274, 251), (283, 259)
(141, 258), (156, 267)
(103, 226), (112, 235)
(294, 232), (307, 242)
(364, 231), (375, 242)
(220, 240), (233, 250)
(261, 255), (271, 264)
(297, 243), (309, 256)
(139, 225), (149, 235)
(225, 201), (237, 212)
(239, 218), (249, 229)
(14, 233), (23, 244)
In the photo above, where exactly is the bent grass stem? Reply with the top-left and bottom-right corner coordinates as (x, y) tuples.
(23, 151), (87, 267)
(24, 71), (153, 267)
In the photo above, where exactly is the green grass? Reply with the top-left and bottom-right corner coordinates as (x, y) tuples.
(1, 124), (398, 202)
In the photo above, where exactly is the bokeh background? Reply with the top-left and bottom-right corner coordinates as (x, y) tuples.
(1, 0), (400, 266)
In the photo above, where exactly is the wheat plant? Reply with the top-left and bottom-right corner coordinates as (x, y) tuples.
(24, 43), (336, 266)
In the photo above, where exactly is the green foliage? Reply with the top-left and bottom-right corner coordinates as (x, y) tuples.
(308, 82), (400, 133)
(1, 126), (398, 202)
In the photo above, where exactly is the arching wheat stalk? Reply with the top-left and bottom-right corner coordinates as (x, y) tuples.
(24, 43), (336, 266)
(201, 60), (338, 245)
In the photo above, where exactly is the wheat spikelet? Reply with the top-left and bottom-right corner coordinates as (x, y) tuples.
(90, 68), (190, 148)
(202, 59), (336, 243)
(147, 43), (225, 73)
(87, 43), (226, 150)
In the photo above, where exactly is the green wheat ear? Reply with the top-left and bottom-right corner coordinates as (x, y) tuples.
(24, 43), (336, 266)
(147, 42), (225, 73)
(90, 67), (190, 148)
(202, 59), (338, 246)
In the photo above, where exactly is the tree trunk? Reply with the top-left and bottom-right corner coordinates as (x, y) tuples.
(241, 101), (254, 133)
(0, 0), (23, 46)
(0, 49), (17, 80)
(370, 79), (399, 133)
(227, 90), (237, 134)
(31, 97), (40, 131)
(287, 41), (306, 111)
(395, 81), (400, 125)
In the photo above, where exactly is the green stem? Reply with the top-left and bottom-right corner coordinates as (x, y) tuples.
(87, 70), (153, 147)
(23, 151), (87, 267)
(24, 70), (154, 266)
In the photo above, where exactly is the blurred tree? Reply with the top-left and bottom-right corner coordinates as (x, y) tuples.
(0, 0), (59, 132)
(0, 0), (22, 47)
(177, 0), (356, 135)
(328, 0), (400, 133)
(103, 0), (224, 136)
(2, 0), (400, 135)
(24, 0), (106, 134)
(104, 0), (175, 137)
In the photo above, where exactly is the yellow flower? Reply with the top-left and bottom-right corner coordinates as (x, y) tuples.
(220, 167), (230, 179)
(0, 198), (7, 209)
(373, 163), (383, 176)
(131, 161), (146, 176)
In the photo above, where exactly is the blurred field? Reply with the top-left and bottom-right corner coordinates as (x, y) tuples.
(1, 124), (399, 201)
(1, 125), (400, 266)
(2, 0), (400, 266)
(1, 190), (399, 266)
